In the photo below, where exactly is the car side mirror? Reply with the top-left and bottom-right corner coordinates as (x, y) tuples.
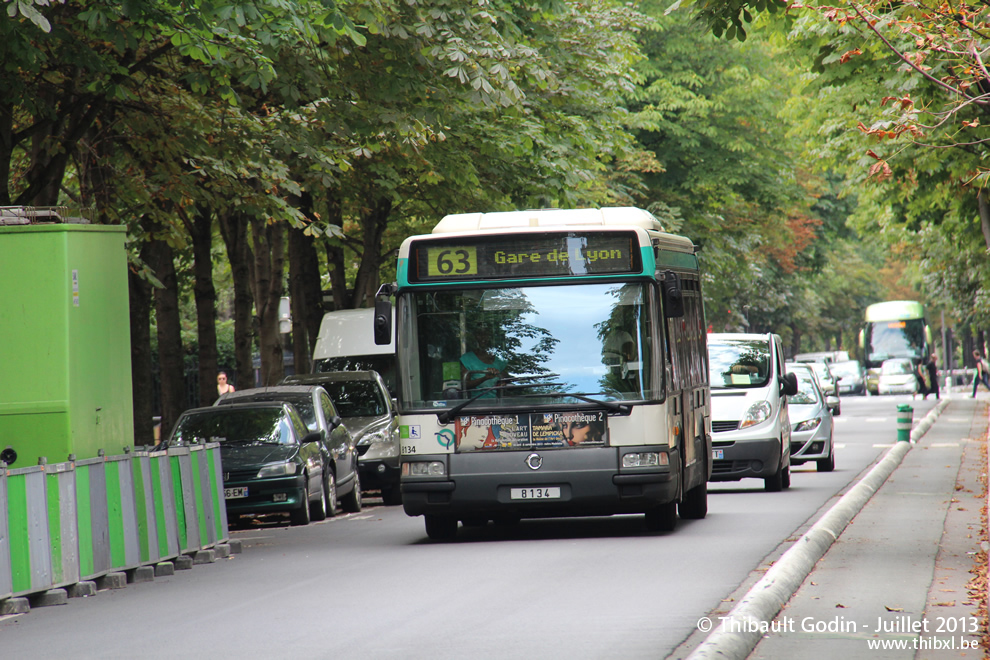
(301, 431), (322, 445)
(781, 372), (799, 397)
(391, 398), (398, 415)
(329, 416), (343, 430)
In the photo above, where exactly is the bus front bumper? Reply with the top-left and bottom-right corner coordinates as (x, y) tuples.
(400, 446), (680, 519)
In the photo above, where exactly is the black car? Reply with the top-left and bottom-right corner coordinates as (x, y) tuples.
(282, 371), (401, 505)
(164, 402), (332, 525)
(217, 385), (362, 515)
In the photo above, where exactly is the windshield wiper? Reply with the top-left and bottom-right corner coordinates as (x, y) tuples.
(436, 376), (554, 425)
(436, 376), (630, 424)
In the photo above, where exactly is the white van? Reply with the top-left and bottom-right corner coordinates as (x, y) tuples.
(312, 308), (396, 395)
(707, 333), (798, 492)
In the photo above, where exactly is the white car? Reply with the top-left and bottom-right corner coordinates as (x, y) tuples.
(785, 364), (835, 472)
(708, 333), (799, 492)
(877, 358), (920, 395)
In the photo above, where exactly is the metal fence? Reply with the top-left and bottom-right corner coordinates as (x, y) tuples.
(0, 445), (228, 605)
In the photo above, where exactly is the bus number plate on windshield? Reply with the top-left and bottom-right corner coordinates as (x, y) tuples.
(510, 487), (561, 500)
(224, 487), (248, 499)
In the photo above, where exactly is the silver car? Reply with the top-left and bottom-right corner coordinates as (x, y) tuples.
(785, 364), (835, 472)
(282, 371), (401, 505)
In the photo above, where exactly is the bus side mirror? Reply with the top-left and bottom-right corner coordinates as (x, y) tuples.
(858, 329), (865, 349)
(661, 270), (684, 318)
(374, 283), (394, 346)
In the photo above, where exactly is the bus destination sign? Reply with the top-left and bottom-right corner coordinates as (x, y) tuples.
(410, 232), (642, 282)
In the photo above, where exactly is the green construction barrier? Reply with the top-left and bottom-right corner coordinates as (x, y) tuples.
(0, 467), (11, 599)
(149, 450), (180, 561)
(75, 456), (111, 581)
(8, 465), (52, 596)
(45, 460), (80, 588)
(205, 443), (229, 544)
(105, 454), (140, 571)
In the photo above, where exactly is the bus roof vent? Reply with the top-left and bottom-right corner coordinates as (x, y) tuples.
(432, 207), (664, 233)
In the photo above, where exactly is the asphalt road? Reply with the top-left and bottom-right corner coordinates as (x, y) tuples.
(0, 395), (936, 659)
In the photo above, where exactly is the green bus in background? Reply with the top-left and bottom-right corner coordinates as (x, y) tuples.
(859, 300), (932, 394)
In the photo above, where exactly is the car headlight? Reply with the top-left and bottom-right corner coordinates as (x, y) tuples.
(739, 401), (772, 429)
(366, 430), (390, 444)
(256, 462), (297, 478)
(794, 418), (821, 433)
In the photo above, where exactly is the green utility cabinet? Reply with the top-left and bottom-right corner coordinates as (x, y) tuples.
(0, 218), (133, 468)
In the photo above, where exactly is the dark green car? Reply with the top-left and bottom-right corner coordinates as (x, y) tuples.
(165, 401), (328, 526)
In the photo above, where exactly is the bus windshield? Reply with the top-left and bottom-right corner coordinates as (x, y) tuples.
(864, 318), (927, 365)
(397, 282), (659, 410)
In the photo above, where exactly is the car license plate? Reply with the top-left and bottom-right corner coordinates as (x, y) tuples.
(224, 487), (248, 499)
(510, 487), (560, 500)
(712, 449), (724, 460)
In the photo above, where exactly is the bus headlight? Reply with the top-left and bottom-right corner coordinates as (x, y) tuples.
(622, 452), (668, 468)
(403, 461), (446, 476)
(740, 401), (772, 429)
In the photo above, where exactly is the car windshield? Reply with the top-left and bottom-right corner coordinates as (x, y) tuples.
(789, 372), (821, 406)
(830, 361), (861, 378)
(708, 338), (771, 389)
(223, 393), (317, 430)
(323, 381), (386, 417)
(809, 363), (832, 381)
(315, 356), (396, 395)
(882, 360), (913, 375)
(169, 408), (295, 446)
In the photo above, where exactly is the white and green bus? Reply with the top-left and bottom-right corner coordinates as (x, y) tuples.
(860, 300), (932, 370)
(373, 207), (711, 540)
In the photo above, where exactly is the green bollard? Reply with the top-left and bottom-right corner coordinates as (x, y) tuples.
(896, 404), (913, 442)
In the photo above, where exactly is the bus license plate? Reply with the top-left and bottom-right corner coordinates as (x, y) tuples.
(510, 487), (560, 500)
(712, 449), (724, 460)
(224, 487), (249, 499)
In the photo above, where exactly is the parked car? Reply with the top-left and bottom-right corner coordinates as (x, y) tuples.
(805, 361), (841, 416)
(877, 358), (920, 395)
(829, 359), (867, 395)
(216, 385), (362, 515)
(708, 333), (799, 492)
(785, 364), (835, 472)
(163, 401), (331, 526)
(793, 350), (850, 364)
(281, 371), (401, 505)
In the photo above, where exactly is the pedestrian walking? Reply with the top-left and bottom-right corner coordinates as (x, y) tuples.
(915, 360), (930, 399)
(971, 350), (990, 397)
(925, 353), (939, 400)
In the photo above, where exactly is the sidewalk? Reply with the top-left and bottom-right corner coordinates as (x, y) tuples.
(747, 392), (988, 658)
(680, 389), (989, 660)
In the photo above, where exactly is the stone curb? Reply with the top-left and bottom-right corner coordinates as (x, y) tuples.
(686, 398), (949, 660)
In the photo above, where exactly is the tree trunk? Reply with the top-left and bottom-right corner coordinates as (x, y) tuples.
(128, 242), (155, 446)
(250, 216), (286, 385)
(217, 211), (256, 391)
(148, 239), (185, 440)
(188, 207), (219, 406)
(352, 196), (393, 308)
(324, 191), (352, 310)
(288, 226), (320, 375)
(978, 189), (990, 251)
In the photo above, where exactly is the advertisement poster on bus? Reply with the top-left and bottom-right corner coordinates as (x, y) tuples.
(454, 412), (607, 451)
